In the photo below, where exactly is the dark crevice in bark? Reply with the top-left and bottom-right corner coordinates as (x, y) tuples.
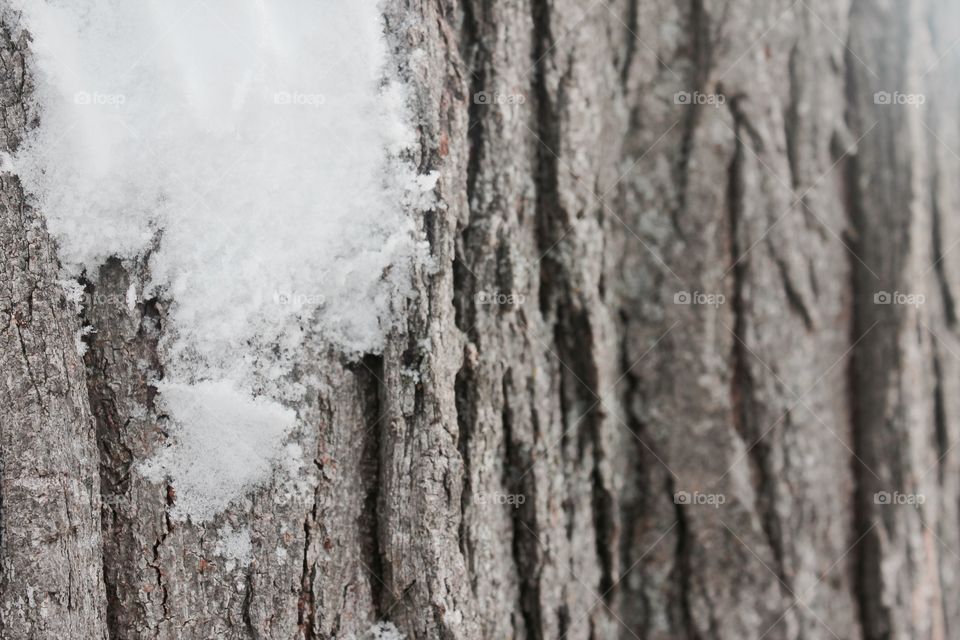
(503, 369), (542, 640)
(619, 0), (639, 90)
(616, 327), (653, 638)
(773, 255), (815, 331)
(241, 567), (256, 639)
(297, 497), (318, 639)
(461, 0), (485, 214)
(530, 0), (563, 322)
(557, 604), (570, 639)
(557, 316), (599, 463)
(148, 485), (173, 624)
(454, 362), (475, 590)
(590, 456), (616, 606)
(671, 476), (701, 640)
(361, 354), (386, 617)
(453, 0), (484, 338)
(674, 0), (713, 230)
(843, 24), (888, 637)
(82, 258), (166, 638)
(849, 248), (887, 640)
(726, 99), (787, 589)
(551, 308), (616, 606)
(452, 257), (472, 336)
(930, 167), (957, 327)
(785, 42), (801, 189)
(933, 353), (949, 486)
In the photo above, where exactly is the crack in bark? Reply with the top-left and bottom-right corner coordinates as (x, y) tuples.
(785, 42), (802, 190)
(453, 363), (475, 591)
(674, 0), (714, 234)
(843, 12), (889, 635)
(932, 353), (949, 487)
(671, 475), (701, 640)
(297, 493), (318, 639)
(502, 369), (543, 640)
(619, 0), (640, 90)
(930, 164), (957, 327)
(362, 354), (386, 618)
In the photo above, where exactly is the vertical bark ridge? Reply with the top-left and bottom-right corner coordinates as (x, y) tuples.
(0, 15), (108, 640)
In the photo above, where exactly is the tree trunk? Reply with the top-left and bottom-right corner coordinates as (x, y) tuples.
(2, 1), (960, 639)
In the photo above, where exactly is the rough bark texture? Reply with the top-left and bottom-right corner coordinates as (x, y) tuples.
(0, 21), (108, 640)
(2, 0), (960, 639)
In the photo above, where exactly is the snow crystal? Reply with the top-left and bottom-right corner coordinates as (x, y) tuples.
(60, 278), (86, 312)
(140, 380), (296, 521)
(74, 325), (94, 356)
(125, 282), (137, 312)
(11, 1), (433, 519)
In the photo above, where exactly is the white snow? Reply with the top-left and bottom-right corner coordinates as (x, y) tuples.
(125, 282), (137, 311)
(74, 325), (94, 356)
(11, 0), (430, 363)
(60, 278), (86, 313)
(10, 1), (434, 519)
(141, 380), (297, 520)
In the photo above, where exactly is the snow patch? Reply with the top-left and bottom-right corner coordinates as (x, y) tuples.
(74, 325), (94, 356)
(140, 380), (296, 520)
(125, 282), (137, 311)
(10, 0), (429, 366)
(11, 1), (433, 519)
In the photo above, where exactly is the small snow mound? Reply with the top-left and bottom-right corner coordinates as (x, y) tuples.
(12, 0), (434, 520)
(141, 380), (296, 521)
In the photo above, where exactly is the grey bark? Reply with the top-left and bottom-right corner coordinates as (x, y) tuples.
(0, 22), (108, 640)
(2, 0), (960, 639)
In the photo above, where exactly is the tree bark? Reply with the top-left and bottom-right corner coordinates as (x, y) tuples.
(0, 23), (108, 640)
(2, 1), (960, 639)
